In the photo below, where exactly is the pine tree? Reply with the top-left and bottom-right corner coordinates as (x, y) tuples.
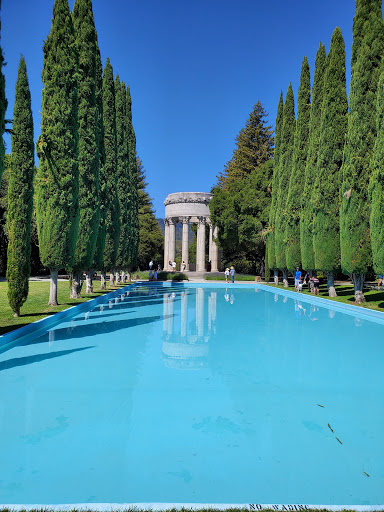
(136, 156), (164, 269)
(313, 28), (348, 296)
(91, 41), (107, 289)
(6, 56), (34, 317)
(217, 101), (274, 188)
(266, 92), (283, 284)
(0, 34), (7, 183)
(35, 0), (79, 306)
(101, 58), (120, 286)
(340, 0), (384, 303)
(114, 76), (129, 282)
(274, 84), (295, 286)
(126, 85), (139, 270)
(285, 57), (311, 272)
(300, 43), (326, 275)
(369, 70), (384, 275)
(70, 0), (100, 298)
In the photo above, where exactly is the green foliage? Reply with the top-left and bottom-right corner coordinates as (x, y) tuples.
(313, 28), (348, 273)
(274, 84), (295, 270)
(101, 58), (120, 271)
(217, 101), (274, 188)
(126, 85), (139, 268)
(136, 156), (163, 269)
(0, 42), (7, 183)
(300, 43), (326, 271)
(369, 70), (384, 274)
(71, 0), (100, 273)
(285, 58), (311, 271)
(340, 0), (384, 274)
(35, 0), (79, 270)
(266, 91), (283, 273)
(92, 42), (107, 270)
(210, 160), (273, 275)
(6, 57), (34, 315)
(115, 76), (129, 269)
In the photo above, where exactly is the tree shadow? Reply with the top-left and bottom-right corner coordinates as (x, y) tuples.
(0, 346), (94, 372)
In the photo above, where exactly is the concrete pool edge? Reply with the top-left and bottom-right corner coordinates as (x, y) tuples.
(1, 504), (384, 511)
(0, 283), (139, 351)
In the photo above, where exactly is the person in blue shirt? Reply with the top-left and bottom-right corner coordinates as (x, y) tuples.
(295, 267), (301, 291)
(230, 266), (235, 283)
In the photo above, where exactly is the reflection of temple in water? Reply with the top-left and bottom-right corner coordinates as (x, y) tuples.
(162, 287), (217, 369)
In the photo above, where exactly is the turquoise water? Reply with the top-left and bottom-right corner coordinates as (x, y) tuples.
(0, 282), (383, 506)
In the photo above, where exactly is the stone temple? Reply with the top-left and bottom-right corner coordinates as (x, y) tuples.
(163, 192), (220, 272)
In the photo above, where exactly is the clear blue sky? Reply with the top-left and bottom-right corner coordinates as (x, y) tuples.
(2, 0), (356, 217)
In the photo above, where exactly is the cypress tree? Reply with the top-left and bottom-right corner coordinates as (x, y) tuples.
(126, 85), (139, 270)
(70, 0), (100, 298)
(91, 41), (107, 290)
(35, 0), (79, 306)
(300, 43), (326, 274)
(0, 33), (7, 182)
(285, 57), (311, 272)
(369, 71), (384, 275)
(274, 84), (295, 286)
(114, 76), (129, 283)
(340, 0), (384, 302)
(313, 28), (348, 296)
(6, 56), (34, 317)
(266, 91), (283, 285)
(101, 58), (120, 286)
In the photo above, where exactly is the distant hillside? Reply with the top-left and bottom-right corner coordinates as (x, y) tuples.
(157, 218), (194, 242)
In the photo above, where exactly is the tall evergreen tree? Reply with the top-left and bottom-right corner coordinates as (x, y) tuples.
(6, 56), (34, 317)
(217, 101), (274, 188)
(0, 27), (7, 183)
(266, 92), (283, 285)
(114, 76), (129, 282)
(274, 84), (295, 286)
(91, 41), (107, 290)
(35, 0), (79, 305)
(126, 85), (139, 270)
(101, 58), (120, 286)
(340, 0), (384, 302)
(313, 28), (348, 296)
(285, 57), (311, 272)
(369, 70), (384, 275)
(300, 43), (326, 273)
(70, 0), (100, 298)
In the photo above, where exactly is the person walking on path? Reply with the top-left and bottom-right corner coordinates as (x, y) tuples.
(225, 268), (229, 283)
(295, 267), (302, 291)
(230, 266), (235, 284)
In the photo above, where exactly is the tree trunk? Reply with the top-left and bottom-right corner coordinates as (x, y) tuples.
(100, 270), (107, 290)
(282, 269), (288, 288)
(352, 273), (366, 303)
(13, 309), (20, 318)
(327, 271), (337, 297)
(126, 272), (131, 282)
(86, 270), (94, 294)
(274, 269), (279, 286)
(121, 270), (125, 283)
(49, 268), (59, 306)
(109, 272), (114, 287)
(260, 258), (265, 279)
(70, 271), (82, 299)
(115, 270), (120, 285)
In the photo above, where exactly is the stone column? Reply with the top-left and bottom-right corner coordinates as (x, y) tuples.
(181, 216), (190, 271)
(196, 217), (206, 272)
(208, 221), (213, 264)
(211, 225), (219, 272)
(168, 218), (177, 265)
(163, 219), (169, 270)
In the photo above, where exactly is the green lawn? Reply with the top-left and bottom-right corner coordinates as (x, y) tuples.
(0, 279), (127, 336)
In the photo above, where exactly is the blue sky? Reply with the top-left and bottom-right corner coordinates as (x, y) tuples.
(2, 0), (356, 217)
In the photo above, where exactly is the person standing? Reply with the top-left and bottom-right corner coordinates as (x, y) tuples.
(172, 260), (176, 272)
(230, 266), (235, 284)
(311, 275), (320, 295)
(295, 267), (302, 291)
(149, 260), (153, 270)
(225, 268), (229, 283)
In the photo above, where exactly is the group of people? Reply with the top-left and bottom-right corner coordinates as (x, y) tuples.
(148, 260), (161, 281)
(224, 266), (235, 283)
(166, 260), (187, 272)
(294, 268), (320, 295)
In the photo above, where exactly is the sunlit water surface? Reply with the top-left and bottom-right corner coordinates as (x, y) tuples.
(0, 283), (383, 505)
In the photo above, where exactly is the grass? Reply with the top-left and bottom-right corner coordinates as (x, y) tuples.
(263, 281), (384, 312)
(205, 273), (257, 281)
(0, 279), (128, 336)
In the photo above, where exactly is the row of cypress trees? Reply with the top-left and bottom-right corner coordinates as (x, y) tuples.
(3, 0), (140, 315)
(267, 0), (384, 303)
